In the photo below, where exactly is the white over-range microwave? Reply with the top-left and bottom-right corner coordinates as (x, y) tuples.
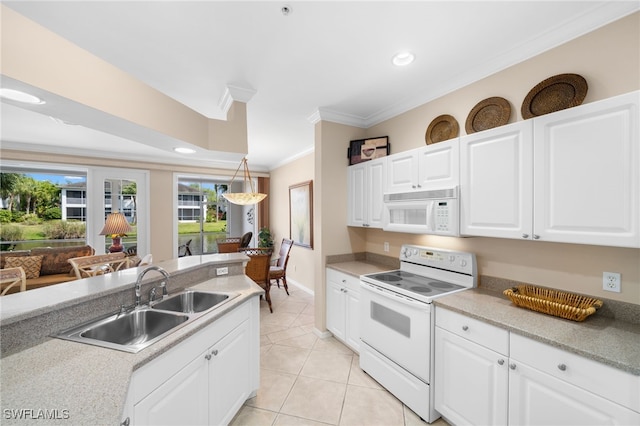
(382, 187), (459, 236)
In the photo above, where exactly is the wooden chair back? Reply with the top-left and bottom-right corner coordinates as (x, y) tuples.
(68, 252), (130, 279)
(276, 238), (294, 268)
(240, 247), (274, 312)
(0, 267), (27, 295)
(217, 237), (241, 253)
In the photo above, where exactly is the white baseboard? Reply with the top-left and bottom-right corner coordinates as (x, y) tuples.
(286, 277), (314, 296)
(313, 328), (332, 339)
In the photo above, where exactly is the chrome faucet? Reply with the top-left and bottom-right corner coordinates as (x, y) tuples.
(134, 265), (170, 307)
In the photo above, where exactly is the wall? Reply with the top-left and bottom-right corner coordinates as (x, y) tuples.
(268, 153), (315, 293)
(314, 121), (367, 330)
(356, 12), (640, 305)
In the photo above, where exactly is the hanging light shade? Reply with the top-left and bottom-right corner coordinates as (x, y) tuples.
(222, 158), (267, 205)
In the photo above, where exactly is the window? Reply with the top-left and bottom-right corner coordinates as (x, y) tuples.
(0, 165), (88, 251)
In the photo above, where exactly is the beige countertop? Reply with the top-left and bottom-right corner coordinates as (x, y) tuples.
(435, 288), (640, 376)
(0, 273), (263, 425)
(326, 260), (395, 277)
(328, 260), (639, 376)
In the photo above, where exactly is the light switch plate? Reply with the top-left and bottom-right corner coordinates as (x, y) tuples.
(217, 267), (229, 276)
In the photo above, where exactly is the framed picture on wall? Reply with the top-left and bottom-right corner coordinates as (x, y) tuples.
(347, 136), (390, 165)
(289, 180), (313, 248)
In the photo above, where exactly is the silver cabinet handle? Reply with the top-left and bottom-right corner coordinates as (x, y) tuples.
(341, 279), (347, 283)
(522, 233), (529, 239)
(533, 234), (540, 240)
(557, 363), (567, 371)
(205, 354), (211, 360)
(498, 359), (505, 365)
(417, 184), (422, 188)
(462, 325), (469, 331)
(212, 349), (219, 356)
(509, 363), (517, 370)
(121, 418), (130, 426)
(412, 185), (416, 189)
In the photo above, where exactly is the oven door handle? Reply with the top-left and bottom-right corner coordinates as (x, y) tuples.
(360, 282), (430, 309)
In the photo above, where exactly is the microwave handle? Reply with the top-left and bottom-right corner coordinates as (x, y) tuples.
(426, 200), (435, 231)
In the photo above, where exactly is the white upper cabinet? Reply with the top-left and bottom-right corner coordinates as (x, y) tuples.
(387, 139), (459, 193)
(533, 91), (639, 247)
(461, 90), (639, 248)
(460, 121), (533, 239)
(347, 157), (386, 228)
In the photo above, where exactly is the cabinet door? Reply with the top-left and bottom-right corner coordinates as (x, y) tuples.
(417, 138), (459, 190)
(344, 284), (360, 353)
(347, 163), (367, 227)
(533, 91), (639, 247)
(509, 360), (640, 426)
(435, 327), (508, 426)
(367, 159), (386, 228)
(387, 149), (419, 193)
(326, 272), (347, 342)
(460, 121), (533, 239)
(134, 351), (209, 426)
(210, 320), (251, 426)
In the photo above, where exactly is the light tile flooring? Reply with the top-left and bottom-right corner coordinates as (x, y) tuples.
(230, 285), (450, 426)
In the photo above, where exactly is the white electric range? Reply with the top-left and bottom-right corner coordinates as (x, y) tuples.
(359, 245), (477, 423)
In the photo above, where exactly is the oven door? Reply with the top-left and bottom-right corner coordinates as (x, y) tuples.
(360, 281), (432, 382)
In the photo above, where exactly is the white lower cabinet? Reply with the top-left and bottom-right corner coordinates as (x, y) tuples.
(325, 268), (360, 352)
(435, 307), (640, 426)
(435, 308), (509, 425)
(125, 298), (259, 426)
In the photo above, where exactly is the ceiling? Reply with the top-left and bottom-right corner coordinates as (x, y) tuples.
(1, 1), (638, 172)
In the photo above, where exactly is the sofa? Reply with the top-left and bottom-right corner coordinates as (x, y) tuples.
(0, 245), (95, 293)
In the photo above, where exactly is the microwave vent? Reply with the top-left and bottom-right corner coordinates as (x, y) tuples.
(384, 187), (457, 202)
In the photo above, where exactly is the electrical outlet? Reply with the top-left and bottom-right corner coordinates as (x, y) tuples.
(603, 271), (621, 292)
(384, 242), (390, 252)
(216, 267), (228, 276)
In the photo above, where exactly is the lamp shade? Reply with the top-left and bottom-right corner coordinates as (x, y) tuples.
(222, 158), (267, 206)
(223, 192), (267, 205)
(99, 212), (133, 236)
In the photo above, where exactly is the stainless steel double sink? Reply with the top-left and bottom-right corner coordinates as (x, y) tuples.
(56, 290), (238, 353)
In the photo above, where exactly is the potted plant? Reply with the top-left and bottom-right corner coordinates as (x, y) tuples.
(258, 227), (274, 249)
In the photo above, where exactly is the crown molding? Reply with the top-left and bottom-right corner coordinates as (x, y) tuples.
(307, 107), (367, 128)
(218, 85), (257, 114)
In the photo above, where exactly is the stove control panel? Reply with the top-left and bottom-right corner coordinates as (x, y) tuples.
(400, 245), (475, 276)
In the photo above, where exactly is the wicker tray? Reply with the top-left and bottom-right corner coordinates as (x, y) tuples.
(503, 285), (603, 322)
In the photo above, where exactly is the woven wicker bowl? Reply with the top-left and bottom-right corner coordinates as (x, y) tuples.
(504, 285), (603, 322)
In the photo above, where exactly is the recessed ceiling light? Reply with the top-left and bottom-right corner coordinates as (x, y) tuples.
(174, 147), (196, 154)
(392, 51), (415, 67)
(0, 88), (45, 104)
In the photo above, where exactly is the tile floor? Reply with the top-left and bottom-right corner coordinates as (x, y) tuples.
(230, 284), (450, 426)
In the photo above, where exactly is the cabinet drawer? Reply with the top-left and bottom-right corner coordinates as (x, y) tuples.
(326, 268), (360, 293)
(511, 333), (640, 413)
(435, 307), (508, 356)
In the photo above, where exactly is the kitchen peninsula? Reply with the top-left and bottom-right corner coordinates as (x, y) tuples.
(0, 253), (263, 425)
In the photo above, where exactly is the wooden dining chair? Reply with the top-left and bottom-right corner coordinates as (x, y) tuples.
(240, 247), (274, 312)
(269, 238), (294, 295)
(0, 266), (27, 296)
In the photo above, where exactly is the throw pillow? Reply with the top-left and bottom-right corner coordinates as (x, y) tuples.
(5, 255), (44, 279)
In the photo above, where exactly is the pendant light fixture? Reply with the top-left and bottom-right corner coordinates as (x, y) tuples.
(222, 158), (267, 205)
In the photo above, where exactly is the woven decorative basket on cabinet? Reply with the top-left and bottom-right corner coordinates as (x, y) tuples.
(503, 285), (603, 322)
